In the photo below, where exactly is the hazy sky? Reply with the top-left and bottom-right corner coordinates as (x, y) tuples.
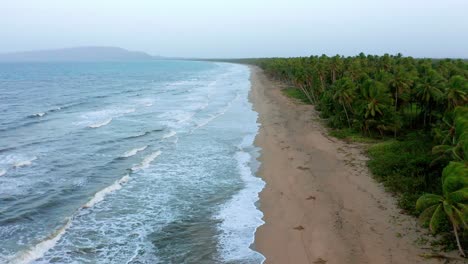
(1, 0), (467, 58)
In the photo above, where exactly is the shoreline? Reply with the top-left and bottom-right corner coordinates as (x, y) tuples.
(249, 66), (462, 264)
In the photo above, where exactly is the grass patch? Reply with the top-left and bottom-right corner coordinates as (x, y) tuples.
(329, 128), (383, 143)
(282, 87), (311, 104)
(367, 132), (443, 214)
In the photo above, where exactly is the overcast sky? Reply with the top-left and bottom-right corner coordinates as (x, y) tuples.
(1, 0), (467, 58)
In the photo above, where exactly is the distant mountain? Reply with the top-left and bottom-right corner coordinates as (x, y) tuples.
(0, 47), (158, 62)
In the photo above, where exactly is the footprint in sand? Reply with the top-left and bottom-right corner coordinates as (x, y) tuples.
(313, 258), (327, 264)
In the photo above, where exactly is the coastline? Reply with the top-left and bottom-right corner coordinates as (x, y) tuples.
(249, 66), (461, 264)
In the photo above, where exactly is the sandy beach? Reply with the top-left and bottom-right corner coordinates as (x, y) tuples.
(249, 66), (462, 264)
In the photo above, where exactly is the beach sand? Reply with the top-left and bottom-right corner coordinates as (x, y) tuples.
(249, 66), (462, 264)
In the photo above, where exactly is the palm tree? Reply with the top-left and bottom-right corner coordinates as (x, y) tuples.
(389, 66), (414, 112)
(332, 77), (356, 128)
(360, 79), (391, 119)
(415, 70), (444, 126)
(445, 76), (468, 110)
(330, 55), (344, 84)
(388, 66), (414, 136)
(416, 162), (468, 257)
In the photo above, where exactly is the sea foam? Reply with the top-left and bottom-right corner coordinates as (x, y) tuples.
(216, 150), (265, 263)
(82, 174), (131, 209)
(30, 112), (46, 118)
(121, 146), (148, 158)
(9, 174), (132, 263)
(162, 131), (177, 139)
(13, 157), (37, 168)
(10, 219), (72, 264)
(131, 151), (162, 172)
(88, 118), (112, 128)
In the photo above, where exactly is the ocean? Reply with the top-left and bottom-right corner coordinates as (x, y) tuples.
(0, 61), (265, 263)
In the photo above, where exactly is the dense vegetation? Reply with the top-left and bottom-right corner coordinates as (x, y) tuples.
(228, 54), (468, 255)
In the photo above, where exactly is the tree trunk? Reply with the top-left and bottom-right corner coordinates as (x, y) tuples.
(342, 103), (351, 128)
(319, 75), (325, 91)
(394, 89), (398, 138)
(298, 84), (314, 104)
(453, 223), (466, 257)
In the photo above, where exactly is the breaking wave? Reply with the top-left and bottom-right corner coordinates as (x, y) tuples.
(131, 151), (162, 172)
(88, 118), (112, 128)
(120, 146), (148, 158)
(13, 157), (37, 168)
(82, 174), (131, 209)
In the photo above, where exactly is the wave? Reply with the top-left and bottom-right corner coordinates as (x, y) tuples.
(82, 174), (131, 209)
(9, 218), (72, 264)
(123, 129), (164, 140)
(13, 157), (37, 168)
(122, 108), (136, 114)
(49, 106), (62, 112)
(194, 93), (240, 130)
(123, 131), (151, 140)
(120, 146), (148, 158)
(29, 112), (46, 118)
(162, 131), (177, 139)
(195, 114), (220, 129)
(0, 169), (6, 177)
(88, 118), (112, 128)
(131, 151), (162, 172)
(25, 101), (84, 120)
(0, 120), (42, 133)
(216, 150), (266, 263)
(9, 173), (133, 263)
(159, 111), (195, 126)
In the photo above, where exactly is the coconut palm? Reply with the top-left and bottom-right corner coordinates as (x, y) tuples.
(360, 79), (391, 119)
(415, 70), (444, 126)
(416, 162), (468, 257)
(332, 77), (356, 128)
(446, 75), (468, 110)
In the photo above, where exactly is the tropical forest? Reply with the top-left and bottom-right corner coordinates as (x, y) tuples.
(233, 54), (468, 255)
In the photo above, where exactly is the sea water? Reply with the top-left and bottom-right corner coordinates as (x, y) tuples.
(0, 61), (265, 263)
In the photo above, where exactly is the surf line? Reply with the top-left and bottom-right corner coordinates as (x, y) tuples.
(9, 148), (163, 263)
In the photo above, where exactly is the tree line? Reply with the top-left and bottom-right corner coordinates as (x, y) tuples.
(233, 54), (467, 256)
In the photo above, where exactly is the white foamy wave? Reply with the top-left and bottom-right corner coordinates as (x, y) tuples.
(216, 150), (266, 263)
(195, 114), (220, 128)
(121, 146), (148, 158)
(88, 118), (112, 128)
(162, 131), (177, 139)
(32, 112), (46, 117)
(10, 219), (72, 264)
(122, 108), (136, 114)
(78, 107), (136, 128)
(0, 169), (6, 177)
(13, 157), (37, 168)
(131, 151), (162, 172)
(82, 175), (131, 209)
(159, 111), (195, 128)
(195, 93), (240, 129)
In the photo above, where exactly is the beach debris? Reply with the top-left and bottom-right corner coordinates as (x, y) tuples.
(297, 166), (310, 171)
(313, 258), (327, 264)
(306, 196), (316, 200)
(293, 225), (305, 231)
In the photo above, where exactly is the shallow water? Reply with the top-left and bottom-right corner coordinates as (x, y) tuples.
(0, 61), (265, 263)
